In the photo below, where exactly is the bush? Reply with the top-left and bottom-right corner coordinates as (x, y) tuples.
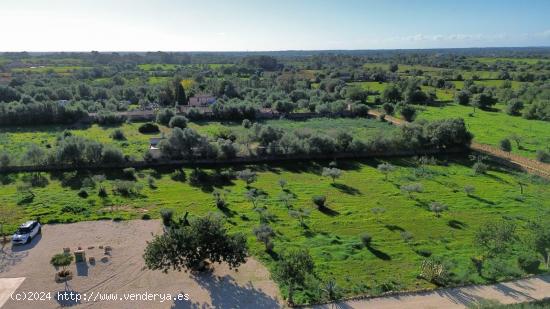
(536, 149), (550, 163)
(415, 249), (432, 257)
(312, 195), (326, 208)
(112, 180), (142, 196)
(505, 99), (524, 116)
(98, 186), (108, 197)
(96, 111), (127, 125)
(160, 208), (174, 226)
(168, 115), (188, 129)
(242, 119), (252, 128)
(499, 138), (512, 152)
(101, 146), (125, 164)
(141, 213), (151, 220)
(77, 189), (88, 198)
(472, 162), (488, 175)
(399, 104), (417, 122)
(518, 253), (541, 274)
(138, 122), (160, 134)
(147, 176), (156, 188)
(110, 129), (126, 141)
(382, 103), (395, 115)
(171, 169), (186, 182)
(360, 233), (372, 247)
(123, 167), (136, 180)
(156, 108), (175, 125)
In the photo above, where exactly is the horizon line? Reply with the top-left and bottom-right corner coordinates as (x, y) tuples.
(3, 46), (550, 54)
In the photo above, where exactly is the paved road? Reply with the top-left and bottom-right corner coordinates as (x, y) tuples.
(313, 275), (550, 309)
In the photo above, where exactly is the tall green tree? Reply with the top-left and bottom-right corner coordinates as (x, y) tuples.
(174, 80), (187, 106)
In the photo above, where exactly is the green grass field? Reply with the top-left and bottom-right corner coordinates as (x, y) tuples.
(10, 66), (89, 74)
(1, 157), (548, 303)
(0, 123), (171, 160)
(416, 103), (550, 158)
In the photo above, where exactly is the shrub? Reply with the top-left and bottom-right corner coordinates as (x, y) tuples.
(312, 195), (326, 208)
(110, 129), (126, 141)
(401, 183), (423, 198)
(101, 146), (125, 164)
(160, 208), (174, 226)
(147, 176), (156, 188)
(141, 213), (151, 220)
(360, 233), (372, 247)
(156, 108), (175, 125)
(242, 119), (252, 128)
(499, 138), (512, 152)
(98, 186), (108, 197)
(419, 258), (449, 286)
(505, 99), (524, 116)
(416, 249), (432, 257)
(472, 162), (488, 175)
(112, 180), (142, 196)
(399, 104), (417, 122)
(382, 103), (395, 115)
(96, 111), (127, 125)
(454, 90), (470, 106)
(77, 189), (88, 198)
(464, 185), (475, 196)
(138, 122), (160, 134)
(123, 167), (136, 180)
(168, 115), (188, 129)
(171, 169), (186, 182)
(536, 149), (550, 163)
(518, 252), (541, 274)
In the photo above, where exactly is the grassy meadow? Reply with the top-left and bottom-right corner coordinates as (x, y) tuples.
(416, 103), (550, 158)
(1, 157), (549, 303)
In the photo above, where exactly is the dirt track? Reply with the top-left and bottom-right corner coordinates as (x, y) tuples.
(312, 275), (550, 309)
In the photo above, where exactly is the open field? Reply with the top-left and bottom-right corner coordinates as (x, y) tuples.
(10, 66), (90, 74)
(0, 220), (281, 308)
(1, 157), (549, 303)
(0, 118), (395, 161)
(416, 104), (550, 159)
(190, 117), (396, 141)
(0, 123), (171, 160)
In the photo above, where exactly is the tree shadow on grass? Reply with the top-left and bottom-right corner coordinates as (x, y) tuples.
(384, 224), (405, 232)
(217, 205), (237, 218)
(366, 245), (391, 261)
(467, 195), (495, 205)
(448, 220), (468, 230)
(318, 206), (340, 217)
(331, 183), (361, 195)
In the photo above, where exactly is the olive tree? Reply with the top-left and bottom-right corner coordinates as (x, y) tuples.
(237, 169), (257, 188)
(377, 162), (395, 181)
(322, 167), (342, 184)
(143, 214), (248, 271)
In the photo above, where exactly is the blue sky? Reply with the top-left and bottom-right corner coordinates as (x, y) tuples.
(2, 0), (550, 51)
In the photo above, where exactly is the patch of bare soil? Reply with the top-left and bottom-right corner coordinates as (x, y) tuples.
(0, 220), (282, 308)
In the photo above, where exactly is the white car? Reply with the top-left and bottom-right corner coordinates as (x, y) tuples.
(12, 221), (41, 245)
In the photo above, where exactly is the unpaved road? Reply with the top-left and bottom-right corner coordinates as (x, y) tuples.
(0, 220), (282, 309)
(312, 275), (550, 309)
